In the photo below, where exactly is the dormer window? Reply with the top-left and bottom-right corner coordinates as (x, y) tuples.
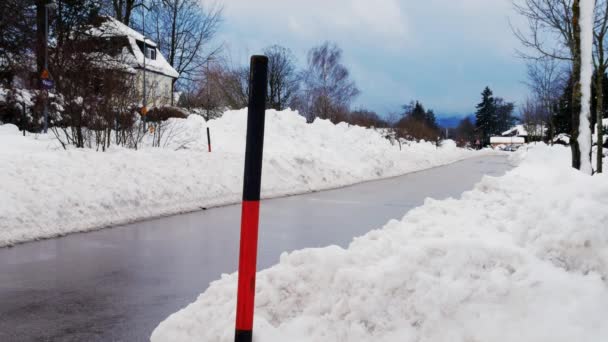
(136, 40), (157, 60)
(146, 46), (156, 60)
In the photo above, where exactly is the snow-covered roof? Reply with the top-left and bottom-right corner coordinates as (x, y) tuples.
(490, 136), (525, 144)
(88, 17), (179, 79)
(553, 133), (570, 144)
(502, 124), (547, 137)
(502, 125), (528, 136)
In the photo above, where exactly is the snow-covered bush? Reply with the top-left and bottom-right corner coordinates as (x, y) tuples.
(0, 85), (64, 132)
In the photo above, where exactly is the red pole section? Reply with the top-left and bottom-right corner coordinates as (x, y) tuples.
(234, 55), (268, 342)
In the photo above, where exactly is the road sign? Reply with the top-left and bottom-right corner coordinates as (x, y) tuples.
(41, 79), (54, 90)
(141, 106), (148, 116)
(40, 69), (54, 90)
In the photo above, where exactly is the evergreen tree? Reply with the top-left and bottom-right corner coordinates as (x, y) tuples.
(494, 97), (516, 133)
(425, 109), (438, 130)
(396, 100), (440, 142)
(410, 101), (427, 122)
(475, 87), (496, 145)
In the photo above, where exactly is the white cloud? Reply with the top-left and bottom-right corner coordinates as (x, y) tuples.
(212, 0), (528, 115)
(219, 0), (408, 46)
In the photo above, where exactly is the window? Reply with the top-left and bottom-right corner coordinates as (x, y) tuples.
(147, 48), (157, 60)
(136, 40), (157, 60)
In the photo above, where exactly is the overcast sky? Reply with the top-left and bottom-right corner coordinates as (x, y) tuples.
(213, 0), (527, 118)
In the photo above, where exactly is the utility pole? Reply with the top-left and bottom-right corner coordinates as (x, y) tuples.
(142, 3), (148, 131)
(42, 0), (56, 134)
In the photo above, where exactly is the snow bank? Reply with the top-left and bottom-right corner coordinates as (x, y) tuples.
(152, 144), (608, 342)
(0, 109), (485, 246)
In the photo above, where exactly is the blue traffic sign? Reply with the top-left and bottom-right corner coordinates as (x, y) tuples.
(41, 79), (54, 90)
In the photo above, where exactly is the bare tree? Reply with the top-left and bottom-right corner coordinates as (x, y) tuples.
(512, 0), (576, 61)
(513, 0), (608, 170)
(513, 0), (579, 166)
(521, 97), (550, 142)
(263, 45), (300, 111)
(148, 0), (223, 87)
(102, 0), (136, 25)
(348, 108), (387, 128)
(299, 41), (360, 122)
(526, 57), (566, 142)
(454, 117), (477, 148)
(178, 59), (249, 111)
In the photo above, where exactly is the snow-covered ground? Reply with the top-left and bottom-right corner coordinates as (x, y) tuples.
(0, 109), (486, 247)
(151, 144), (608, 342)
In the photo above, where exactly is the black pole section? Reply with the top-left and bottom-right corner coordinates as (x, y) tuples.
(207, 126), (212, 152)
(234, 55), (268, 342)
(242, 56), (268, 202)
(22, 102), (26, 136)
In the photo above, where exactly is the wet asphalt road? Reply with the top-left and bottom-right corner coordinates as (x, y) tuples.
(0, 155), (510, 342)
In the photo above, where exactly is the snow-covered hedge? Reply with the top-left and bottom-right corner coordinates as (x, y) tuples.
(0, 109), (484, 246)
(151, 144), (608, 342)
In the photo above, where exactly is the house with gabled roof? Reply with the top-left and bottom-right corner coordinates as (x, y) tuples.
(88, 16), (179, 106)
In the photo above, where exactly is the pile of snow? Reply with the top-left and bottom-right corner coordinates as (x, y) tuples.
(0, 109), (486, 246)
(152, 144), (608, 342)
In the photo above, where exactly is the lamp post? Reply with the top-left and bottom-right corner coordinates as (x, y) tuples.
(134, 1), (153, 130)
(42, 0), (57, 134)
(142, 5), (147, 111)
(140, 2), (150, 132)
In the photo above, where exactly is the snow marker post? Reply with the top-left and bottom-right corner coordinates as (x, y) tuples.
(21, 102), (26, 136)
(207, 127), (212, 152)
(234, 55), (268, 342)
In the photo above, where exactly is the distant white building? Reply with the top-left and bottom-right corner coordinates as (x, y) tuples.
(502, 124), (546, 142)
(88, 16), (179, 106)
(490, 136), (525, 148)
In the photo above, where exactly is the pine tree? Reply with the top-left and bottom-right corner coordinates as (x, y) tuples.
(425, 109), (437, 130)
(494, 98), (516, 133)
(410, 101), (427, 122)
(475, 87), (496, 145)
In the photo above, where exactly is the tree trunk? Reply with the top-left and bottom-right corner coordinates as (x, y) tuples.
(124, 0), (135, 26)
(571, 0), (582, 170)
(169, 2), (178, 67)
(171, 79), (175, 106)
(112, 0), (124, 23)
(36, 1), (45, 81)
(598, 69), (605, 173)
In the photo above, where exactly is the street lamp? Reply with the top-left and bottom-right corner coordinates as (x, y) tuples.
(139, 2), (151, 131)
(42, 0), (57, 134)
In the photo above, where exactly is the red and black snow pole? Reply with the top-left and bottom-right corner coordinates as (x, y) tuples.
(234, 55), (268, 342)
(207, 127), (212, 152)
